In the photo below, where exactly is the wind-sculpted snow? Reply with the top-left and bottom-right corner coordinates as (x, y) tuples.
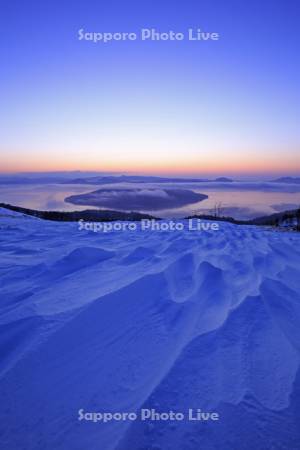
(0, 209), (300, 449)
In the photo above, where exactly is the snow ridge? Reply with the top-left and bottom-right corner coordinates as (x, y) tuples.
(0, 211), (300, 449)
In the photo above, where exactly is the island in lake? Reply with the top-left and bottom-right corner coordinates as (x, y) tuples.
(65, 188), (208, 211)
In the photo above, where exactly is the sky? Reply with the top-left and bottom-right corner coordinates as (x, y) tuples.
(0, 0), (299, 177)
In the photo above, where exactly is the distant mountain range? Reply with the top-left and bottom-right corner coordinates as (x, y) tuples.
(62, 175), (234, 185)
(272, 177), (300, 184)
(1, 172), (300, 185)
(0, 174), (234, 185)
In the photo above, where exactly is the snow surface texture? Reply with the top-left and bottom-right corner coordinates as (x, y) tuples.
(0, 208), (300, 450)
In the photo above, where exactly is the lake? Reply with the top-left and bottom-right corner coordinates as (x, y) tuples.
(1, 182), (300, 219)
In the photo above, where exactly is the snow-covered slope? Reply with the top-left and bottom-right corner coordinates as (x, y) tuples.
(0, 209), (300, 450)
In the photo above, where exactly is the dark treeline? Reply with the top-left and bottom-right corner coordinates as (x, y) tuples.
(1, 202), (300, 230)
(0, 203), (158, 222)
(187, 208), (300, 230)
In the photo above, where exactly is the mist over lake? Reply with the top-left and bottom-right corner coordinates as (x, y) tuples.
(65, 188), (208, 211)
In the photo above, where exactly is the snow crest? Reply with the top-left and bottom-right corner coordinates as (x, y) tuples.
(0, 211), (300, 449)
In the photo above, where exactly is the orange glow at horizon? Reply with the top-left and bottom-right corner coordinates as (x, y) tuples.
(1, 152), (299, 176)
(0, 144), (300, 176)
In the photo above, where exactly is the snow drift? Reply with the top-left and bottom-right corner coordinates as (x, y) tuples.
(0, 208), (300, 450)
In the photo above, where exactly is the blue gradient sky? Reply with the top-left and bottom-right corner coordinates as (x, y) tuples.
(0, 0), (299, 176)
